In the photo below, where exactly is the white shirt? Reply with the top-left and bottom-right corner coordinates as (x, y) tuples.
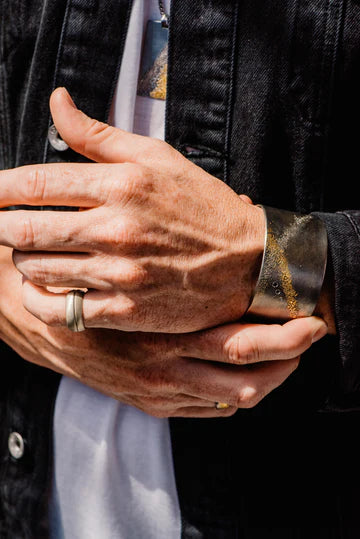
(50, 2), (180, 538)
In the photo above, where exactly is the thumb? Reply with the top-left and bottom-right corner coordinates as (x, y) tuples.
(176, 317), (328, 365)
(49, 87), (149, 163)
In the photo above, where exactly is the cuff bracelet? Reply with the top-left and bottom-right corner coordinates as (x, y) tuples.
(247, 205), (328, 321)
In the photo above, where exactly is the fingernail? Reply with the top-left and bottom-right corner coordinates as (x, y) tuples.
(312, 320), (328, 343)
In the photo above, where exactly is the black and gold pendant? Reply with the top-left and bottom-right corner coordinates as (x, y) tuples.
(137, 20), (169, 101)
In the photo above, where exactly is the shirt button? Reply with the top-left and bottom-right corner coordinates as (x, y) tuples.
(48, 124), (69, 152)
(8, 432), (25, 460)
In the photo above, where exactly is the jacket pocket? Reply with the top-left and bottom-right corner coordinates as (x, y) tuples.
(289, 0), (345, 130)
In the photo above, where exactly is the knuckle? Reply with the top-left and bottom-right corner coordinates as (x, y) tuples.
(225, 332), (260, 365)
(104, 221), (146, 254)
(91, 295), (139, 328)
(100, 220), (133, 249)
(223, 336), (246, 364)
(234, 386), (261, 409)
(15, 216), (37, 250)
(134, 138), (167, 163)
(121, 163), (146, 182)
(113, 164), (154, 203)
(23, 166), (48, 203)
(85, 119), (112, 141)
(113, 265), (150, 290)
(112, 297), (139, 324)
(81, 121), (115, 157)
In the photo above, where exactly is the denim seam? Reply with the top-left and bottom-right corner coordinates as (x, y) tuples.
(317, 0), (344, 123)
(224, 0), (239, 184)
(289, 0), (325, 129)
(42, 0), (72, 165)
(289, 0), (342, 132)
(314, 0), (330, 123)
(319, 0), (345, 210)
(341, 211), (360, 243)
(14, 0), (52, 168)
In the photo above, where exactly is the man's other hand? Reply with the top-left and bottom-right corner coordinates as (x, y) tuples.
(0, 245), (326, 417)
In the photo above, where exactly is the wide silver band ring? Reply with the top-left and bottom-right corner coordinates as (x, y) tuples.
(65, 290), (86, 332)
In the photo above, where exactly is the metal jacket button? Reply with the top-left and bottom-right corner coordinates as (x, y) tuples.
(48, 124), (69, 152)
(8, 432), (25, 459)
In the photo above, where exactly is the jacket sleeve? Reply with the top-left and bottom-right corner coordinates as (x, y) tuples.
(314, 210), (360, 409)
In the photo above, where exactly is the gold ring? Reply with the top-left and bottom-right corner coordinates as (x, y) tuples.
(215, 402), (230, 410)
(65, 290), (86, 332)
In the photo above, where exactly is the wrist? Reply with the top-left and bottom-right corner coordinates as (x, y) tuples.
(246, 204), (266, 294)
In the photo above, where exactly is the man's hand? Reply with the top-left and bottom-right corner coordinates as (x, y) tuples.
(0, 246), (326, 417)
(0, 87), (265, 333)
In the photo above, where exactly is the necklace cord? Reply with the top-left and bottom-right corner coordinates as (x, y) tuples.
(158, 0), (169, 27)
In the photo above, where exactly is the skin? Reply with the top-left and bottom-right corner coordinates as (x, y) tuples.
(1, 88), (336, 333)
(0, 87), (332, 416)
(0, 245), (327, 417)
(1, 88), (265, 333)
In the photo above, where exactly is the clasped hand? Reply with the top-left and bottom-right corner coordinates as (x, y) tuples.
(0, 88), (328, 416)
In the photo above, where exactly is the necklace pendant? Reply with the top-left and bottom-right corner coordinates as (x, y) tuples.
(137, 20), (169, 101)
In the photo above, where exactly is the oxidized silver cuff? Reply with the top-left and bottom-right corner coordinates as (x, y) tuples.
(247, 205), (328, 321)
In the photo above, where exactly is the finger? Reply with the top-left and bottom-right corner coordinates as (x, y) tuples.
(0, 210), (95, 251)
(50, 87), (161, 164)
(0, 163), (110, 209)
(21, 280), (131, 330)
(14, 252), (100, 289)
(176, 317), (328, 365)
(177, 357), (300, 409)
(13, 252), (144, 292)
(129, 394), (221, 412)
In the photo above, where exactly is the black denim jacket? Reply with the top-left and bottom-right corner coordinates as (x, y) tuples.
(1, 1), (360, 537)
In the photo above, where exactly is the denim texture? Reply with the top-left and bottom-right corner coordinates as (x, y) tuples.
(1, 0), (360, 537)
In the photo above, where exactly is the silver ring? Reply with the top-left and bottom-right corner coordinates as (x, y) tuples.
(65, 290), (86, 332)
